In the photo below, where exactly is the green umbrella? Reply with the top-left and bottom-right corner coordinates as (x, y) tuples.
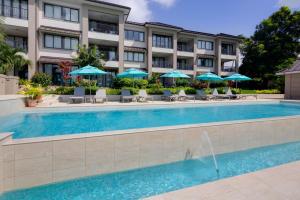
(117, 68), (148, 87)
(160, 70), (190, 86)
(69, 65), (107, 96)
(196, 72), (223, 88)
(224, 73), (251, 88)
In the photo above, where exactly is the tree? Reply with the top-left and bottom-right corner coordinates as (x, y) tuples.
(0, 43), (31, 74)
(239, 6), (300, 90)
(72, 45), (104, 69)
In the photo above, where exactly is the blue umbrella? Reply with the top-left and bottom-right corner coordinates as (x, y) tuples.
(117, 68), (148, 87)
(160, 70), (190, 86)
(117, 68), (148, 79)
(196, 72), (223, 88)
(224, 73), (251, 88)
(69, 65), (107, 96)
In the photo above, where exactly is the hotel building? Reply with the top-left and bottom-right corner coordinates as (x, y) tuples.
(1, 0), (242, 85)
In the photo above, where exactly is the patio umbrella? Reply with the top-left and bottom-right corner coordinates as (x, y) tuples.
(117, 68), (148, 87)
(69, 65), (107, 96)
(196, 72), (223, 88)
(224, 73), (251, 88)
(160, 70), (190, 86)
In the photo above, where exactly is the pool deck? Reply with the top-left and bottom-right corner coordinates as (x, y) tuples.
(146, 160), (300, 200)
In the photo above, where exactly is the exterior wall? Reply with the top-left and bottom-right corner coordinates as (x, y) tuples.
(285, 74), (300, 99)
(1, 116), (300, 192)
(0, 75), (19, 95)
(0, 97), (25, 116)
(1, 0), (241, 80)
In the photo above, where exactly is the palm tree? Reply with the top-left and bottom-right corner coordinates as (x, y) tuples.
(0, 43), (31, 74)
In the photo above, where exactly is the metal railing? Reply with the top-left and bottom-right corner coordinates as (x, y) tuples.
(221, 49), (236, 55)
(177, 46), (193, 52)
(152, 62), (173, 68)
(0, 6), (28, 19)
(177, 65), (193, 70)
(89, 21), (119, 35)
(221, 66), (237, 72)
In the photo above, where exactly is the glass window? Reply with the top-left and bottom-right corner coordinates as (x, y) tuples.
(62, 7), (70, 21)
(124, 52), (128, 60)
(138, 53), (144, 62)
(153, 34), (172, 48)
(70, 9), (78, 22)
(71, 38), (78, 50)
(12, 0), (20, 18)
(20, 0), (27, 19)
(53, 36), (62, 48)
(45, 4), (53, 18)
(133, 53), (139, 62)
(125, 30), (144, 42)
(4, 0), (11, 17)
(128, 52), (133, 61)
(53, 5), (61, 19)
(139, 32), (144, 42)
(64, 37), (71, 49)
(45, 34), (53, 48)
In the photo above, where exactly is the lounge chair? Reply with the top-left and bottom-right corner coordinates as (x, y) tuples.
(121, 89), (135, 103)
(93, 89), (107, 103)
(137, 90), (153, 102)
(211, 88), (222, 100)
(178, 90), (195, 101)
(196, 89), (210, 100)
(161, 90), (177, 101)
(70, 87), (85, 103)
(225, 88), (237, 99)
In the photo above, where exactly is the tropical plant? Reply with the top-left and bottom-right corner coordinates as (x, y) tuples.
(240, 6), (300, 90)
(31, 73), (52, 87)
(19, 84), (43, 99)
(0, 43), (31, 74)
(72, 45), (104, 69)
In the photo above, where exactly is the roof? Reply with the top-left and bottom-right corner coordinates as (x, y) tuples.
(85, 0), (131, 10)
(126, 21), (240, 39)
(277, 59), (300, 75)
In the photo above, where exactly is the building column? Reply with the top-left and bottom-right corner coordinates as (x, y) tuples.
(193, 38), (198, 77)
(27, 0), (38, 79)
(118, 14), (125, 73)
(173, 32), (177, 70)
(215, 38), (222, 75)
(81, 5), (89, 47)
(235, 43), (240, 72)
(147, 28), (153, 77)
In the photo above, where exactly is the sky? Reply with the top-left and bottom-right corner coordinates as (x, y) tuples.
(103, 0), (300, 37)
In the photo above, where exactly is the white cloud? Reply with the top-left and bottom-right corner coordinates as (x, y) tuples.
(277, 0), (300, 9)
(101, 0), (176, 22)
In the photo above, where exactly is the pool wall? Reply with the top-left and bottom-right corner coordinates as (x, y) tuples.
(0, 115), (299, 193)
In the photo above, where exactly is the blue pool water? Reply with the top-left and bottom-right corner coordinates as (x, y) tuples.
(1, 102), (300, 139)
(1, 141), (300, 200)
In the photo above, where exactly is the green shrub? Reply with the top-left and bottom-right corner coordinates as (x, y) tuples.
(175, 78), (190, 87)
(19, 79), (31, 86)
(106, 88), (121, 95)
(134, 79), (148, 89)
(54, 86), (74, 95)
(31, 73), (52, 87)
(75, 79), (97, 87)
(256, 89), (281, 94)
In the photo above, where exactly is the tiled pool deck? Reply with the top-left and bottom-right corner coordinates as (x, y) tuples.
(146, 161), (300, 200)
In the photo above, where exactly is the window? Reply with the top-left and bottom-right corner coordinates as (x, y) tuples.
(125, 30), (144, 42)
(6, 35), (27, 50)
(124, 51), (145, 62)
(0, 0), (28, 19)
(197, 40), (214, 50)
(197, 58), (213, 67)
(44, 3), (79, 22)
(221, 43), (235, 55)
(89, 20), (118, 34)
(152, 34), (172, 49)
(44, 34), (79, 50)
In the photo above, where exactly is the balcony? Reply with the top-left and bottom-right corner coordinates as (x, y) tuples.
(0, 5), (28, 20)
(152, 62), (173, 69)
(177, 65), (193, 70)
(89, 20), (118, 35)
(177, 45), (193, 52)
(221, 49), (236, 56)
(221, 66), (236, 72)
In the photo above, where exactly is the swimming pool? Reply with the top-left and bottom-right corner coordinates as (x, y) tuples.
(1, 102), (300, 139)
(0, 140), (300, 200)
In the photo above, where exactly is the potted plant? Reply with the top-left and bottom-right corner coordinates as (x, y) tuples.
(19, 84), (43, 107)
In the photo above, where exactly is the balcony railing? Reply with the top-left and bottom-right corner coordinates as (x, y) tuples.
(177, 65), (193, 70)
(0, 6), (28, 19)
(221, 66), (236, 72)
(221, 49), (236, 55)
(89, 21), (119, 35)
(177, 46), (193, 52)
(152, 62), (173, 68)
